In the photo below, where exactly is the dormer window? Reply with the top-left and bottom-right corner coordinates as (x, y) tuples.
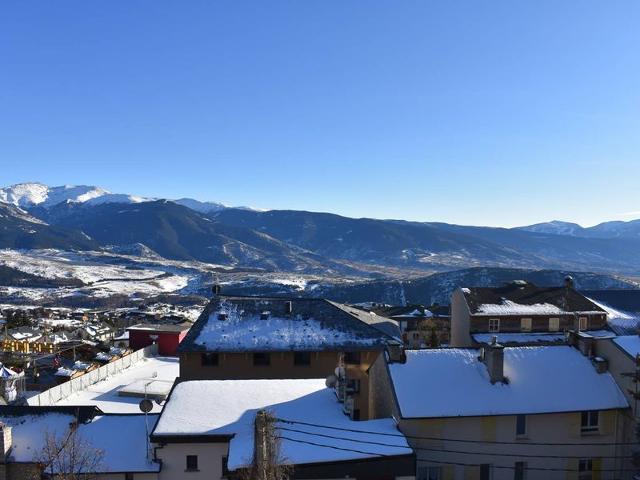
(217, 312), (228, 321)
(260, 311), (270, 320)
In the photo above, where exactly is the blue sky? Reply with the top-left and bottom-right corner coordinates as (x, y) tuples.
(1, 1), (639, 227)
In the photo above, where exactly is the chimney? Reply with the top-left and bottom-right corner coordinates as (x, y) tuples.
(564, 275), (574, 289)
(0, 423), (12, 465)
(482, 336), (506, 384)
(577, 333), (594, 357)
(592, 356), (608, 374)
(386, 344), (406, 364)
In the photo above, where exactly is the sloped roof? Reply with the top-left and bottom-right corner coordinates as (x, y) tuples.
(179, 296), (400, 353)
(0, 410), (160, 473)
(388, 346), (628, 419)
(460, 283), (605, 316)
(151, 379), (412, 470)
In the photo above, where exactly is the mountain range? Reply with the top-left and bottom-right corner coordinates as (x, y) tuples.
(1, 182), (639, 277)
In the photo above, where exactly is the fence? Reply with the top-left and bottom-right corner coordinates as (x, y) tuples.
(27, 343), (159, 407)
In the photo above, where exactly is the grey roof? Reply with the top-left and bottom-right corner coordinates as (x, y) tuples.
(462, 282), (605, 315)
(178, 295), (401, 353)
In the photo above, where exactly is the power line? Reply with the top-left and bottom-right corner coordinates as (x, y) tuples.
(276, 435), (638, 475)
(275, 435), (385, 458)
(277, 426), (634, 460)
(276, 418), (640, 447)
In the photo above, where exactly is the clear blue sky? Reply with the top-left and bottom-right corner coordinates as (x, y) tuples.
(1, 1), (639, 227)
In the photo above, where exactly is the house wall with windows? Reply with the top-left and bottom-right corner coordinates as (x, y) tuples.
(396, 410), (626, 480)
(155, 442), (229, 480)
(180, 349), (380, 420)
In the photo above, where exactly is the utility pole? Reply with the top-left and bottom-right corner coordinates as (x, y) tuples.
(254, 410), (269, 480)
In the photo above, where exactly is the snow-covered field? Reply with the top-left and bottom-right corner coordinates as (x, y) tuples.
(0, 248), (354, 306)
(0, 249), (197, 301)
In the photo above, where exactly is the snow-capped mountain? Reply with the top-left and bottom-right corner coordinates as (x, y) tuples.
(173, 198), (228, 214)
(517, 219), (640, 239)
(0, 183), (149, 209)
(516, 220), (584, 236)
(0, 183), (261, 214)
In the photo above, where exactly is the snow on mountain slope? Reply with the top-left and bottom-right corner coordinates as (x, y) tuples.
(173, 198), (265, 213)
(516, 220), (584, 236)
(0, 183), (149, 209)
(173, 198), (228, 213)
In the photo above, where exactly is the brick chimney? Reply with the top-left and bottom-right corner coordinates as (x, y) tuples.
(482, 336), (506, 384)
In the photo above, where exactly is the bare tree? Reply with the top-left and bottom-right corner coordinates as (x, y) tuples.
(33, 421), (105, 480)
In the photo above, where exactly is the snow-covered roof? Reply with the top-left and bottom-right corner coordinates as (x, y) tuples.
(473, 330), (615, 345)
(388, 346), (628, 418)
(613, 336), (640, 358)
(473, 332), (567, 345)
(461, 284), (605, 316)
(587, 297), (640, 335)
(152, 379), (412, 470)
(183, 298), (398, 353)
(54, 356), (179, 413)
(0, 412), (160, 473)
(476, 301), (567, 316)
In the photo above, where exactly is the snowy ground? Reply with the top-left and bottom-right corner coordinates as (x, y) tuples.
(0, 248), (360, 305)
(0, 249), (203, 301)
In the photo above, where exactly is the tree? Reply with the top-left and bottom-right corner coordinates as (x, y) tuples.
(33, 422), (105, 480)
(429, 326), (439, 348)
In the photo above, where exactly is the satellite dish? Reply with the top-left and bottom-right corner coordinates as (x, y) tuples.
(139, 399), (153, 413)
(325, 374), (337, 388)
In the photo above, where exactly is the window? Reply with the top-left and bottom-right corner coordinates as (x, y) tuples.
(294, 351), (311, 366)
(581, 411), (599, 433)
(579, 316), (588, 330)
(344, 351), (361, 365)
(488, 318), (500, 333)
(480, 464), (492, 480)
(514, 462), (526, 480)
(253, 353), (271, 366)
(516, 414), (527, 437)
(201, 352), (218, 366)
(418, 466), (441, 480)
(578, 459), (593, 480)
(186, 455), (198, 471)
(346, 378), (360, 393)
(520, 318), (532, 332)
(125, 474), (134, 480)
(548, 317), (560, 332)
(413, 332), (420, 340)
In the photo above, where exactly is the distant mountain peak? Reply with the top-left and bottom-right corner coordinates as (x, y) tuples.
(0, 182), (148, 209)
(516, 220), (584, 236)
